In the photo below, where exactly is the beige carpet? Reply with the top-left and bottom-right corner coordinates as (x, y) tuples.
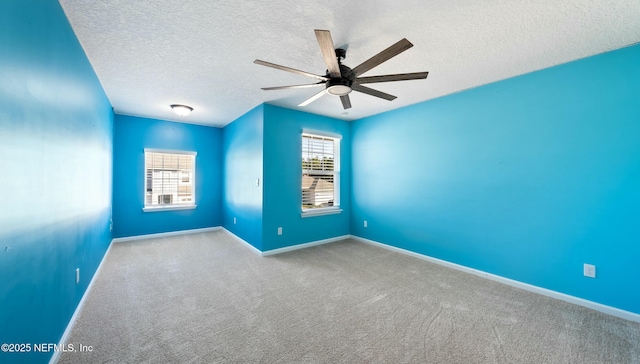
(58, 230), (640, 363)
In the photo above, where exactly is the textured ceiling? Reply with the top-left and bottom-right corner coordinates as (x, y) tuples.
(59, 0), (640, 127)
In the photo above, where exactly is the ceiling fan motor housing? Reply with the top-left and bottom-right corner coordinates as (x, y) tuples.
(326, 60), (356, 96)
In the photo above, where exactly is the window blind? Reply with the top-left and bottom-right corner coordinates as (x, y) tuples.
(144, 151), (195, 207)
(302, 134), (339, 209)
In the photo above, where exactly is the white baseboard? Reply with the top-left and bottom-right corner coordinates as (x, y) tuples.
(350, 235), (640, 323)
(49, 240), (114, 364)
(221, 228), (262, 255)
(261, 235), (350, 256)
(221, 229), (349, 257)
(112, 226), (221, 243)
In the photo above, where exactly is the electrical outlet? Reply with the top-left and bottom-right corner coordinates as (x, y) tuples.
(364, 220), (368, 228)
(277, 227), (282, 235)
(233, 217), (237, 224)
(584, 263), (596, 278)
(76, 268), (80, 284)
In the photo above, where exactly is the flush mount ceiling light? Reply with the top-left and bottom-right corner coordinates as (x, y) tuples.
(170, 104), (193, 116)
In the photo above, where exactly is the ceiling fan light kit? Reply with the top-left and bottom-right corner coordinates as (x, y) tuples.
(326, 80), (352, 96)
(255, 29), (429, 110)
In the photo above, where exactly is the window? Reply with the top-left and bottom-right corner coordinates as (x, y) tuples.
(302, 132), (341, 216)
(143, 150), (196, 212)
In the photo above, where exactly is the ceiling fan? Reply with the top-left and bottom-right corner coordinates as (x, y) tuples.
(254, 29), (429, 110)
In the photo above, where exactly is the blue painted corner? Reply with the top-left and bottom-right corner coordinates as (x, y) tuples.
(222, 105), (264, 250)
(112, 115), (223, 238)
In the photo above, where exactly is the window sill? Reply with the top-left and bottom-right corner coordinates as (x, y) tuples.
(143, 205), (197, 213)
(301, 207), (342, 218)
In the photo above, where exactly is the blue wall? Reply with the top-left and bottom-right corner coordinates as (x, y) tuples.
(112, 115), (222, 237)
(351, 44), (640, 314)
(222, 105), (264, 250)
(0, 1), (113, 363)
(263, 105), (351, 251)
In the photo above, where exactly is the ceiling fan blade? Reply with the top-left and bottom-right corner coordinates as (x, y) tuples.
(298, 89), (327, 107)
(340, 95), (352, 109)
(352, 84), (397, 101)
(314, 29), (341, 78)
(351, 38), (413, 77)
(254, 59), (328, 81)
(355, 72), (429, 84)
(261, 83), (325, 91)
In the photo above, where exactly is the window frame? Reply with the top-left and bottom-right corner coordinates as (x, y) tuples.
(142, 149), (197, 212)
(301, 131), (342, 218)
